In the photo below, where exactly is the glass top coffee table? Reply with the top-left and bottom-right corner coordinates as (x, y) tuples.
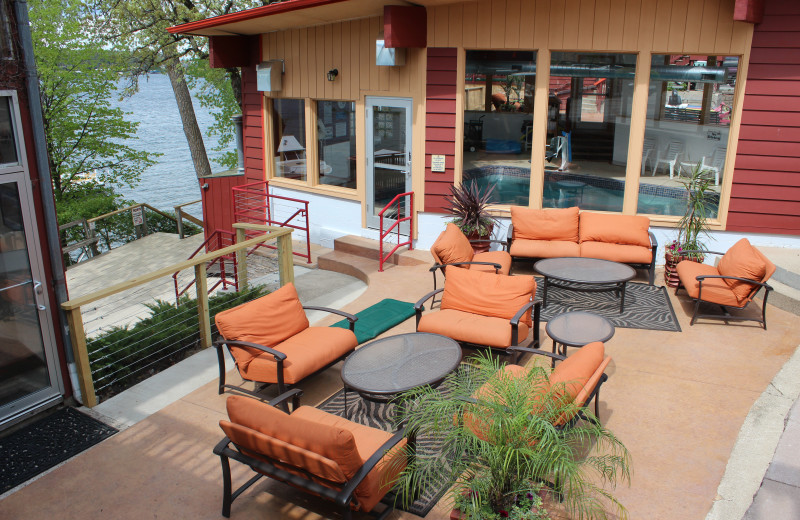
(341, 332), (462, 410)
(534, 257), (636, 313)
(546, 311), (615, 365)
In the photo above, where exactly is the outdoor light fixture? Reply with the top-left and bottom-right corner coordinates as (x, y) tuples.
(327, 68), (338, 81)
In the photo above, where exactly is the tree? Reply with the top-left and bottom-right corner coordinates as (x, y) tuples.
(28, 0), (159, 202)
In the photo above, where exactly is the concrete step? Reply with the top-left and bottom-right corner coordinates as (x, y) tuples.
(317, 250), (378, 284)
(331, 235), (428, 267)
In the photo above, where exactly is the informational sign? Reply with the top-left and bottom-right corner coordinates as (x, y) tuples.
(131, 206), (144, 226)
(431, 154), (446, 172)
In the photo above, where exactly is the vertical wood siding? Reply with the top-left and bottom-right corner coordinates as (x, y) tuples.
(200, 175), (245, 239)
(728, 0), (800, 235)
(425, 48), (458, 212)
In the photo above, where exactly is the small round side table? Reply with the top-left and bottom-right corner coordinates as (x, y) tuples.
(545, 311), (615, 366)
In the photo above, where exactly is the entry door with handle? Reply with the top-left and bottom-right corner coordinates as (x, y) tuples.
(365, 97), (413, 232)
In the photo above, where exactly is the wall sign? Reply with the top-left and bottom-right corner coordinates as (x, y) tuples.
(431, 154), (446, 172)
(131, 206), (144, 226)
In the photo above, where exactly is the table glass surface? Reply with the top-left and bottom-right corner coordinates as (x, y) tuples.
(534, 257), (636, 284)
(546, 311), (615, 346)
(341, 333), (461, 395)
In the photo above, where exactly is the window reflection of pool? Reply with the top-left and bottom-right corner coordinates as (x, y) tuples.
(463, 167), (719, 218)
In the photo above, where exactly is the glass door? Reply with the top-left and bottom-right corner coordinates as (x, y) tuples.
(0, 93), (62, 426)
(365, 97), (413, 231)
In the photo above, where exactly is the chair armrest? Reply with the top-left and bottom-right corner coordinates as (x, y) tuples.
(508, 346), (566, 361)
(506, 223), (514, 247)
(415, 288), (443, 311)
(648, 231), (658, 250)
(303, 306), (358, 326)
(697, 275), (773, 290)
(430, 261), (502, 273)
(213, 339), (288, 362)
(680, 249), (725, 256)
(510, 300), (536, 326)
(268, 388), (304, 411)
(335, 426), (408, 508)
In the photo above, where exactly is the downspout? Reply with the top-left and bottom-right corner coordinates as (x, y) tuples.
(232, 114), (245, 174)
(14, 0), (80, 402)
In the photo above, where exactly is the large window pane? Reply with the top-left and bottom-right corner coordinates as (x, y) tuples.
(637, 55), (736, 217)
(317, 101), (356, 189)
(273, 99), (306, 181)
(462, 50), (536, 206)
(543, 52), (637, 212)
(0, 97), (19, 166)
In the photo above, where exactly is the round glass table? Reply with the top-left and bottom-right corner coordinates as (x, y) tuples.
(534, 257), (636, 313)
(545, 311), (615, 365)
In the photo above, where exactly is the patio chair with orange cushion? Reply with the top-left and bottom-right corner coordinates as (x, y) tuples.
(675, 238), (775, 328)
(415, 267), (540, 360)
(213, 283), (358, 398)
(214, 391), (409, 519)
(429, 223), (512, 294)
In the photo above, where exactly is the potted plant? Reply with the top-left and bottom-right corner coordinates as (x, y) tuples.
(392, 352), (632, 520)
(664, 162), (714, 287)
(445, 180), (499, 253)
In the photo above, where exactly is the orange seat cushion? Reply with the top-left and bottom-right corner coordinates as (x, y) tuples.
(579, 241), (653, 264)
(676, 260), (741, 307)
(238, 327), (357, 385)
(509, 239), (580, 259)
(578, 212), (651, 248)
(511, 206), (579, 242)
(418, 309), (530, 348)
(440, 267), (537, 327)
(717, 238), (769, 302)
(430, 223), (475, 265)
(471, 250), (512, 274)
(463, 364), (530, 441)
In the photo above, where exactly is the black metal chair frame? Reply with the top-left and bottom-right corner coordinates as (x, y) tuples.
(674, 249), (773, 329)
(506, 223), (659, 285)
(214, 305), (358, 402)
(415, 288), (541, 364)
(214, 389), (411, 519)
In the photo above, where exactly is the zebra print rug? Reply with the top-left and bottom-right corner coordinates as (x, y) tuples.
(318, 389), (454, 517)
(535, 279), (681, 332)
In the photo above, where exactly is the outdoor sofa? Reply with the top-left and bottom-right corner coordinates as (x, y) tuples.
(506, 206), (658, 284)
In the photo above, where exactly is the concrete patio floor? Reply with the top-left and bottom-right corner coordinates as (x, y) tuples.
(1, 254), (799, 519)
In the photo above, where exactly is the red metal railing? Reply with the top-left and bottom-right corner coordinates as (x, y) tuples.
(173, 230), (238, 304)
(378, 191), (414, 272)
(232, 181), (311, 263)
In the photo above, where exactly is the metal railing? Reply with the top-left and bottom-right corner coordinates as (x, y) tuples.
(172, 230), (237, 304)
(173, 199), (203, 238)
(378, 191), (414, 272)
(61, 224), (295, 408)
(232, 181), (312, 263)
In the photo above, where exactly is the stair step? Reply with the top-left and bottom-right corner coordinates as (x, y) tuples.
(331, 235), (427, 267)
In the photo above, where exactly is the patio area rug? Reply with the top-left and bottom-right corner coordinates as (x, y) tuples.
(535, 279), (682, 332)
(330, 298), (416, 344)
(0, 407), (117, 494)
(318, 389), (453, 517)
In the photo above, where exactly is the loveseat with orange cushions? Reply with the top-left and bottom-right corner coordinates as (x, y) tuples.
(675, 238), (775, 328)
(414, 267), (541, 358)
(214, 392), (408, 518)
(506, 206), (658, 284)
(213, 282), (358, 397)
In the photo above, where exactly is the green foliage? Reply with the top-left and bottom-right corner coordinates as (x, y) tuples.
(446, 181), (498, 237)
(29, 0), (159, 200)
(668, 162), (714, 260)
(393, 352), (631, 520)
(87, 285), (268, 399)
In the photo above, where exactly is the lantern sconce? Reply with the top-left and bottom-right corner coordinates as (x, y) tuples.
(327, 68), (339, 81)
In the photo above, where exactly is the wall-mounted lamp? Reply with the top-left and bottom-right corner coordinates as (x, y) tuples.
(327, 68), (339, 81)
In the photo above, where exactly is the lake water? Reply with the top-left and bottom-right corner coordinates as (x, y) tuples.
(112, 73), (228, 218)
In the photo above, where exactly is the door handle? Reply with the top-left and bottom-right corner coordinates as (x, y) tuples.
(33, 280), (46, 311)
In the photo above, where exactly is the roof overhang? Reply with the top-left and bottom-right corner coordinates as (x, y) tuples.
(168, 0), (418, 36)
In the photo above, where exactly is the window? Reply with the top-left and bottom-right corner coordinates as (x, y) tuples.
(462, 50), (536, 206)
(317, 101), (356, 189)
(272, 99), (306, 181)
(543, 52), (637, 212)
(637, 55), (738, 218)
(0, 97), (18, 166)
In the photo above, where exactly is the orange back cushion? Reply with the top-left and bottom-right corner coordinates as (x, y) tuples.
(431, 223), (475, 265)
(550, 342), (605, 402)
(441, 267), (536, 327)
(511, 206), (579, 242)
(718, 238), (769, 302)
(579, 212), (651, 248)
(222, 395), (363, 480)
(215, 283), (309, 348)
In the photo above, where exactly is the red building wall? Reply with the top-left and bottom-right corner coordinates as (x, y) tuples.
(424, 47), (458, 213)
(728, 0), (800, 235)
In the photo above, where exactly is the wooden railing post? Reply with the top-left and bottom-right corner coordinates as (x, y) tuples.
(235, 227), (249, 291)
(176, 206), (185, 239)
(65, 308), (97, 407)
(195, 263), (212, 348)
(277, 232), (295, 287)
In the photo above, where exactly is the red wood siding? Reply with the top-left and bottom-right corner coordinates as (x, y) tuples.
(424, 47), (457, 212)
(728, 0), (800, 235)
(200, 175), (245, 238)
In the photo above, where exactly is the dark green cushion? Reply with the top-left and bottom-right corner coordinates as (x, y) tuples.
(330, 298), (415, 344)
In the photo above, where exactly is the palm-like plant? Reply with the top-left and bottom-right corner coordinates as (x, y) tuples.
(392, 352), (631, 520)
(445, 181), (498, 237)
(673, 161), (714, 260)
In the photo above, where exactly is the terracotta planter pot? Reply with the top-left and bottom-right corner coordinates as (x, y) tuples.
(664, 250), (703, 288)
(466, 224), (494, 254)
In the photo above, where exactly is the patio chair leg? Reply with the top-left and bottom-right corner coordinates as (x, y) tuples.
(690, 299), (701, 325)
(220, 454), (232, 518)
(215, 343), (227, 395)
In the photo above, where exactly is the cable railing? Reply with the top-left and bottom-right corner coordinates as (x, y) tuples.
(378, 191), (414, 272)
(172, 229), (238, 304)
(61, 224), (295, 408)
